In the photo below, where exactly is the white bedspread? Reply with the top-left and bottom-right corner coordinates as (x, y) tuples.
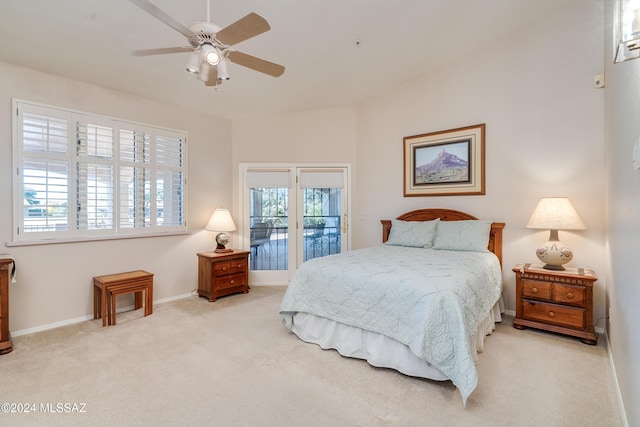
(279, 245), (502, 404)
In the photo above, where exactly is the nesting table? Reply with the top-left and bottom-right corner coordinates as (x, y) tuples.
(93, 270), (153, 326)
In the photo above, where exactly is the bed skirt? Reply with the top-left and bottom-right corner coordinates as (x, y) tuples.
(289, 296), (504, 381)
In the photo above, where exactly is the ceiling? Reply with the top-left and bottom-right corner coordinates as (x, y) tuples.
(0, 0), (574, 120)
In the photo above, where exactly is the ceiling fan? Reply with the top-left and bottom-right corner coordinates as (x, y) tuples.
(128, 0), (285, 88)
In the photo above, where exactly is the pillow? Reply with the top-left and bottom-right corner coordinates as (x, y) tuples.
(385, 219), (439, 248)
(432, 220), (492, 252)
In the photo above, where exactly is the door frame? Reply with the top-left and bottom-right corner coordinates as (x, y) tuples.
(238, 162), (351, 285)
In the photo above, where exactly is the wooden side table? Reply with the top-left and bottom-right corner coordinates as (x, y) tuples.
(513, 263), (597, 344)
(93, 270), (153, 326)
(197, 250), (250, 302)
(0, 256), (14, 355)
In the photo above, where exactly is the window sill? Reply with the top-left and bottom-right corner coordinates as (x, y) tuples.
(5, 231), (191, 247)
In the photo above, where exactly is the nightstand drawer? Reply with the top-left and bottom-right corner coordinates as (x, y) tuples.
(553, 284), (585, 306)
(214, 260), (247, 276)
(522, 300), (585, 329)
(522, 280), (552, 300)
(215, 273), (247, 290)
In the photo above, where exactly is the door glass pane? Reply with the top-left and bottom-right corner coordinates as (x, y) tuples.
(303, 188), (341, 262)
(249, 187), (288, 270)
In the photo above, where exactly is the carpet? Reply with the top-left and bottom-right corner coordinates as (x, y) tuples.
(0, 286), (622, 426)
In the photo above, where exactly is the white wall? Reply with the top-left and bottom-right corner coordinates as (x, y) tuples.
(604, 0), (640, 423)
(0, 62), (233, 333)
(354, 0), (606, 321)
(231, 2), (606, 321)
(232, 107), (357, 164)
(231, 106), (358, 231)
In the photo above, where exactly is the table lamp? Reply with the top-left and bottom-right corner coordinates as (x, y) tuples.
(526, 197), (586, 270)
(205, 208), (237, 253)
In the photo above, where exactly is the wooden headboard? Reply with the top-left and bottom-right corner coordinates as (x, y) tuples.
(380, 208), (505, 267)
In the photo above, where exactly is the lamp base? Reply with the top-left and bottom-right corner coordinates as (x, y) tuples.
(535, 230), (573, 271)
(214, 244), (233, 253)
(214, 232), (232, 253)
(541, 263), (566, 271)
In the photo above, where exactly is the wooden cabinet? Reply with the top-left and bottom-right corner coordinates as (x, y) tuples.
(197, 251), (250, 302)
(513, 263), (597, 345)
(0, 256), (14, 355)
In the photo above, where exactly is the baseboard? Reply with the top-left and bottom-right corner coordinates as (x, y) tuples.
(11, 292), (193, 338)
(604, 328), (629, 427)
(12, 314), (96, 338)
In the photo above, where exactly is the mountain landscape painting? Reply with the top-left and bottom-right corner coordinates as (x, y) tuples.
(414, 140), (470, 185)
(404, 124), (484, 197)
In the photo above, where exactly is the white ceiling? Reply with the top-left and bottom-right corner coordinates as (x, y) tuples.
(0, 0), (573, 120)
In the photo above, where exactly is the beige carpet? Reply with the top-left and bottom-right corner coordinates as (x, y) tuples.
(0, 286), (622, 426)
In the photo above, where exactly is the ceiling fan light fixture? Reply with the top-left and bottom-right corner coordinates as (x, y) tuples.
(128, 1), (285, 86)
(217, 57), (230, 80)
(197, 60), (211, 82)
(185, 52), (201, 74)
(206, 51), (220, 65)
(201, 44), (220, 65)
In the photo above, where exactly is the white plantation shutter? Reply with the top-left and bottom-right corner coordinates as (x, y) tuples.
(119, 126), (152, 229)
(20, 108), (70, 237)
(155, 132), (184, 228)
(13, 100), (187, 242)
(22, 110), (68, 153)
(75, 116), (115, 232)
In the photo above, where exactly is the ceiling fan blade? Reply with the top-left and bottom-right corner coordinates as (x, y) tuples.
(227, 51), (285, 77)
(205, 67), (220, 86)
(215, 13), (270, 46)
(129, 0), (197, 41)
(128, 47), (193, 56)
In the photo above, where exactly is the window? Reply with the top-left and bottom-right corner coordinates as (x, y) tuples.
(615, 0), (640, 62)
(12, 100), (187, 243)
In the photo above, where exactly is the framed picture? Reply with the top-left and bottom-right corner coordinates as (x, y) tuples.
(403, 123), (485, 197)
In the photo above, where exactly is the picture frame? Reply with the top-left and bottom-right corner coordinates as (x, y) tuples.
(403, 123), (485, 197)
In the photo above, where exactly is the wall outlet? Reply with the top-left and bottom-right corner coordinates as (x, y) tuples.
(594, 73), (605, 88)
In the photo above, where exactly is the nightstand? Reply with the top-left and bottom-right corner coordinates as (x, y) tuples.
(0, 256), (14, 355)
(197, 250), (250, 302)
(512, 263), (597, 345)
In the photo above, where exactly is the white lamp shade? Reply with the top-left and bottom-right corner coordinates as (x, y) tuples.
(526, 197), (586, 230)
(185, 52), (201, 74)
(197, 60), (211, 82)
(217, 57), (230, 80)
(205, 209), (237, 232)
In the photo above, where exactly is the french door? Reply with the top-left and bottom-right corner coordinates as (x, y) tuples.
(240, 164), (349, 285)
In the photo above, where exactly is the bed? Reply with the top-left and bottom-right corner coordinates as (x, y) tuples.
(279, 209), (505, 405)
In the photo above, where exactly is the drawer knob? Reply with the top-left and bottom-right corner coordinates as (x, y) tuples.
(222, 267), (227, 271)
(531, 287), (538, 293)
(548, 311), (556, 318)
(230, 280), (235, 284)
(236, 264), (242, 268)
(567, 292), (574, 298)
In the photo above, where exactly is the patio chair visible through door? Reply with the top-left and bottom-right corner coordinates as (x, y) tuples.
(250, 222), (273, 267)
